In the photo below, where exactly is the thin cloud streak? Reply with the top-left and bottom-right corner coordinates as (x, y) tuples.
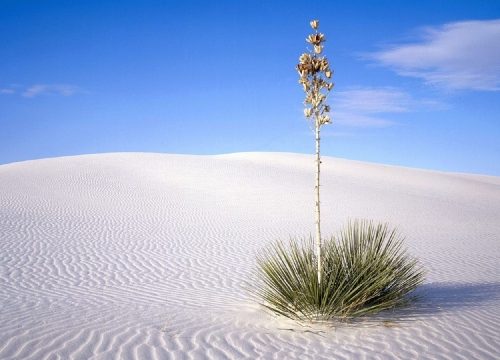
(334, 88), (412, 113)
(331, 87), (427, 128)
(0, 88), (15, 95)
(333, 112), (396, 128)
(369, 19), (500, 91)
(22, 84), (80, 98)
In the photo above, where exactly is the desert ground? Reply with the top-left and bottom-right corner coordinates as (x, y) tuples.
(1, 152), (499, 359)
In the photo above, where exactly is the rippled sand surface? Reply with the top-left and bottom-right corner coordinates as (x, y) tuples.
(1, 152), (499, 359)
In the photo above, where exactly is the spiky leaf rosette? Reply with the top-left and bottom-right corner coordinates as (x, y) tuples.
(254, 220), (425, 321)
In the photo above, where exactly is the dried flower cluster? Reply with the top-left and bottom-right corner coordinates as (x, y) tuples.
(297, 20), (334, 126)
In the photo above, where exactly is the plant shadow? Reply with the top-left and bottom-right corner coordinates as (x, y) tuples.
(342, 282), (500, 327)
(385, 282), (499, 321)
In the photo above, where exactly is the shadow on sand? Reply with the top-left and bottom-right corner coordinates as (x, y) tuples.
(410, 282), (500, 313)
(377, 282), (500, 323)
(337, 282), (500, 328)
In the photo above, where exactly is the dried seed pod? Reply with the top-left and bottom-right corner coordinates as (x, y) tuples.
(319, 58), (329, 71)
(307, 33), (325, 45)
(299, 53), (311, 64)
(310, 20), (319, 30)
(297, 63), (310, 77)
(313, 59), (323, 72)
(320, 115), (331, 124)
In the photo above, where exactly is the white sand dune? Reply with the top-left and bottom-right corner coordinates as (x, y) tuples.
(1, 152), (499, 359)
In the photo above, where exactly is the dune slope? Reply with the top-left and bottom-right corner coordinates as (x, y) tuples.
(1, 152), (499, 359)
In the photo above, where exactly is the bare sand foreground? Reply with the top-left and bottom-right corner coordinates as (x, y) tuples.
(0, 152), (499, 359)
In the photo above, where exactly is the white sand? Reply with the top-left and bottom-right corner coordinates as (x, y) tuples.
(1, 152), (499, 359)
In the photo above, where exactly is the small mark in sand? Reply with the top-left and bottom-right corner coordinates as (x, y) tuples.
(382, 321), (398, 328)
(277, 328), (326, 337)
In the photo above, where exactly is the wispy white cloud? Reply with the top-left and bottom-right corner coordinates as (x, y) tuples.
(335, 87), (411, 112)
(0, 88), (15, 95)
(331, 87), (428, 128)
(22, 84), (80, 98)
(369, 19), (500, 91)
(0, 83), (81, 98)
(333, 112), (396, 128)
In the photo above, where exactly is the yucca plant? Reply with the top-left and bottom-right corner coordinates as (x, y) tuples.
(254, 220), (425, 321)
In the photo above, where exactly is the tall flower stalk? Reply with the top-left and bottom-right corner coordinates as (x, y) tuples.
(297, 19), (334, 285)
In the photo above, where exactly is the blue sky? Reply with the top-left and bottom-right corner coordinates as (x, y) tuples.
(1, 0), (499, 175)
